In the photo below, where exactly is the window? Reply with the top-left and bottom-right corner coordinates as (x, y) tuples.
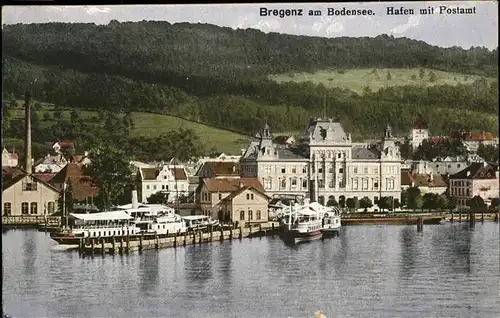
(328, 167), (334, 173)
(30, 202), (38, 214)
(266, 149), (270, 155)
(328, 180), (334, 188)
(246, 193), (250, 200)
(291, 178), (297, 187)
(457, 164), (461, 168)
(364, 167), (368, 174)
(248, 210), (253, 220)
(353, 167), (358, 174)
(251, 194), (254, 200)
(146, 185), (150, 190)
(318, 179), (325, 188)
(163, 176), (167, 179)
(386, 179), (395, 190)
(218, 193), (222, 200)
(362, 179), (368, 190)
(302, 180), (308, 189)
(3, 202), (12, 216)
(281, 167), (286, 173)
(374, 168), (379, 174)
(302, 167), (307, 174)
(353, 179), (359, 190)
(265, 166), (272, 174)
(339, 168), (344, 173)
(21, 202), (29, 215)
(337, 153), (341, 159)
(280, 179), (286, 189)
(264, 179), (272, 190)
(22, 181), (37, 191)
(318, 168), (323, 174)
(240, 210), (245, 221)
(162, 185), (165, 190)
(374, 181), (379, 190)
(256, 210), (261, 220)
(153, 185), (157, 190)
(292, 167), (296, 173)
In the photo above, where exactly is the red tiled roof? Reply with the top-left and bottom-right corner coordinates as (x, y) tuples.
(412, 115), (427, 129)
(401, 170), (447, 187)
(169, 167), (187, 180)
(200, 161), (240, 176)
(220, 185), (270, 202)
(450, 162), (498, 179)
(50, 163), (98, 201)
(464, 131), (495, 142)
(33, 173), (57, 183)
(202, 177), (264, 193)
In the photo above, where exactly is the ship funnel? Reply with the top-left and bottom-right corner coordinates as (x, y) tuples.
(132, 190), (139, 209)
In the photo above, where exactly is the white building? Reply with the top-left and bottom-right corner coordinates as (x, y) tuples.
(240, 119), (402, 206)
(449, 162), (499, 210)
(2, 148), (18, 168)
(137, 164), (189, 203)
(410, 116), (429, 150)
(34, 154), (68, 173)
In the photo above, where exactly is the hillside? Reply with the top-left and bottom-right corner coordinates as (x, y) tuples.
(2, 21), (498, 145)
(269, 68), (495, 94)
(3, 103), (253, 155)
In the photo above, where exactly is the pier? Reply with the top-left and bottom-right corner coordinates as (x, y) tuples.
(79, 222), (279, 256)
(2, 215), (61, 229)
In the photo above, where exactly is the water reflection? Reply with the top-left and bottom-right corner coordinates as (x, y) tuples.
(216, 241), (233, 288)
(139, 250), (160, 294)
(22, 230), (37, 278)
(399, 226), (418, 279)
(184, 244), (214, 284)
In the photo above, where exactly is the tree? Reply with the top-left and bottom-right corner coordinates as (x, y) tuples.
(70, 109), (80, 123)
(490, 198), (500, 211)
(398, 138), (413, 159)
(9, 99), (17, 109)
(346, 198), (358, 213)
(401, 189), (408, 208)
(338, 195), (346, 208)
(406, 186), (422, 212)
(147, 191), (170, 204)
(43, 112), (52, 120)
(428, 71), (437, 82)
(447, 195), (457, 213)
(359, 196), (373, 212)
(419, 68), (425, 79)
(466, 195), (486, 212)
(386, 71), (392, 81)
(83, 142), (134, 210)
(411, 74), (417, 81)
(378, 196), (392, 211)
(422, 192), (437, 212)
(477, 144), (499, 163)
(326, 197), (338, 207)
(436, 194), (449, 211)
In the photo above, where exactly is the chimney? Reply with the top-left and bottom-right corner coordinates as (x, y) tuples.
(131, 190), (139, 209)
(24, 92), (32, 174)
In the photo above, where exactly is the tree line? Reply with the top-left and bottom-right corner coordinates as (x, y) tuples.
(3, 56), (498, 139)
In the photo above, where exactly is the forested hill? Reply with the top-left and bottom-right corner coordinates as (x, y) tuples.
(3, 21), (498, 79)
(2, 21), (499, 141)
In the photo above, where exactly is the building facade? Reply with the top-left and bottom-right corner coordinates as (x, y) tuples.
(240, 119), (402, 206)
(2, 148), (18, 168)
(138, 164), (189, 203)
(219, 185), (270, 225)
(449, 162), (499, 210)
(2, 171), (60, 216)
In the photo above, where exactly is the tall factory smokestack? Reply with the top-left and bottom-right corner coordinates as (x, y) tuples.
(24, 91), (32, 174)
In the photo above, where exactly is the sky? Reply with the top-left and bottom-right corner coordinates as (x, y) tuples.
(2, 2), (498, 50)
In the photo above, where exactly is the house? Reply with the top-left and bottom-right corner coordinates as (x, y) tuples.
(138, 164), (189, 203)
(197, 177), (265, 221)
(2, 148), (18, 168)
(69, 152), (91, 166)
(50, 163), (98, 202)
(219, 183), (270, 224)
(462, 131), (498, 152)
(34, 153), (68, 173)
(195, 161), (240, 180)
(48, 141), (75, 155)
(410, 115), (429, 149)
(2, 168), (60, 216)
(400, 169), (448, 195)
(449, 162), (499, 210)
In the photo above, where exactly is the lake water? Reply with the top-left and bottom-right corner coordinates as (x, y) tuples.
(2, 223), (499, 318)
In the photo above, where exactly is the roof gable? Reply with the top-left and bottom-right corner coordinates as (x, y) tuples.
(202, 177), (264, 193)
(221, 185), (270, 202)
(2, 169), (61, 194)
(450, 162), (498, 179)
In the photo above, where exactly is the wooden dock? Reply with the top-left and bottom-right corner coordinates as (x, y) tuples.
(79, 222), (279, 256)
(2, 215), (61, 229)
